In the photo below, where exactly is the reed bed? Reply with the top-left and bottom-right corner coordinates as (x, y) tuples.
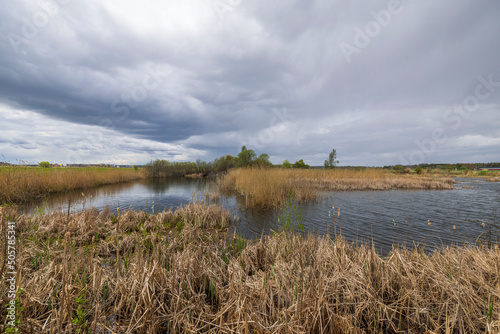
(0, 167), (144, 204)
(219, 168), (455, 208)
(1, 203), (499, 333)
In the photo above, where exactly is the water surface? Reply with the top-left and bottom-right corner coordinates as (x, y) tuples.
(21, 177), (500, 252)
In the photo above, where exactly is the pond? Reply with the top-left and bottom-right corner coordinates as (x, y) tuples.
(20, 177), (500, 252)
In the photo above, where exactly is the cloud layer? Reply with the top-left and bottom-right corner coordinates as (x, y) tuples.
(1, 0), (499, 165)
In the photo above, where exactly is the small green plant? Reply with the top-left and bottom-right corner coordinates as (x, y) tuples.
(5, 289), (24, 333)
(30, 253), (40, 271)
(102, 283), (108, 306)
(210, 278), (216, 305)
(235, 235), (247, 255)
(36, 203), (47, 216)
(240, 255), (246, 271)
(182, 282), (187, 299)
(414, 167), (423, 174)
(279, 192), (304, 235)
(48, 286), (58, 311)
(124, 253), (132, 271)
(485, 297), (495, 323)
(176, 221), (184, 233)
(81, 270), (89, 287)
(72, 289), (88, 332)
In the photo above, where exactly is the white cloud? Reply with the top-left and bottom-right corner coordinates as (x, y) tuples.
(0, 104), (205, 164)
(453, 135), (500, 148)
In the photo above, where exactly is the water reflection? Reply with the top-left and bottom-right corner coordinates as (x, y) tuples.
(19, 177), (500, 253)
(21, 181), (140, 214)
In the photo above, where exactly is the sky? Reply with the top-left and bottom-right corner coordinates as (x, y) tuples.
(0, 0), (499, 166)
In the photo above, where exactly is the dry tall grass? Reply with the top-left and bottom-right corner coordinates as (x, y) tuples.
(0, 167), (144, 204)
(1, 204), (498, 333)
(219, 168), (455, 208)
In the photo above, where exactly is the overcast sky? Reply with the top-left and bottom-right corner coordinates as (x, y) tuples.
(1, 0), (499, 166)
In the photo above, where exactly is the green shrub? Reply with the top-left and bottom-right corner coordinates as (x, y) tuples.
(213, 155), (238, 173)
(293, 159), (309, 169)
(38, 161), (51, 168)
(393, 165), (404, 173)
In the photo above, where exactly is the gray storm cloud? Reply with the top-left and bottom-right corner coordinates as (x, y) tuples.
(0, 0), (499, 165)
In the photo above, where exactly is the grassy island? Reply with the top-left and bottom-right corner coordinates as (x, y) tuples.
(219, 168), (455, 208)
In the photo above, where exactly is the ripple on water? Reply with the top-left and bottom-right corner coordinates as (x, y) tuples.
(20, 177), (500, 253)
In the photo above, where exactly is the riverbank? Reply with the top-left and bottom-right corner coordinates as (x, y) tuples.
(0, 166), (145, 204)
(219, 168), (455, 208)
(1, 203), (498, 333)
(425, 169), (500, 178)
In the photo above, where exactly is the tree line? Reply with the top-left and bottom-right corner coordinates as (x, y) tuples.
(144, 146), (271, 178)
(144, 146), (339, 178)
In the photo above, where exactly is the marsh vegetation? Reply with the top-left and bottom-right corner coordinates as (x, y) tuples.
(0, 167), (144, 204)
(1, 203), (499, 333)
(219, 168), (455, 208)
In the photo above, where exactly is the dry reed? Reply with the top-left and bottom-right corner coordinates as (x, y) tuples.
(1, 203), (498, 333)
(0, 167), (144, 204)
(219, 168), (455, 208)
